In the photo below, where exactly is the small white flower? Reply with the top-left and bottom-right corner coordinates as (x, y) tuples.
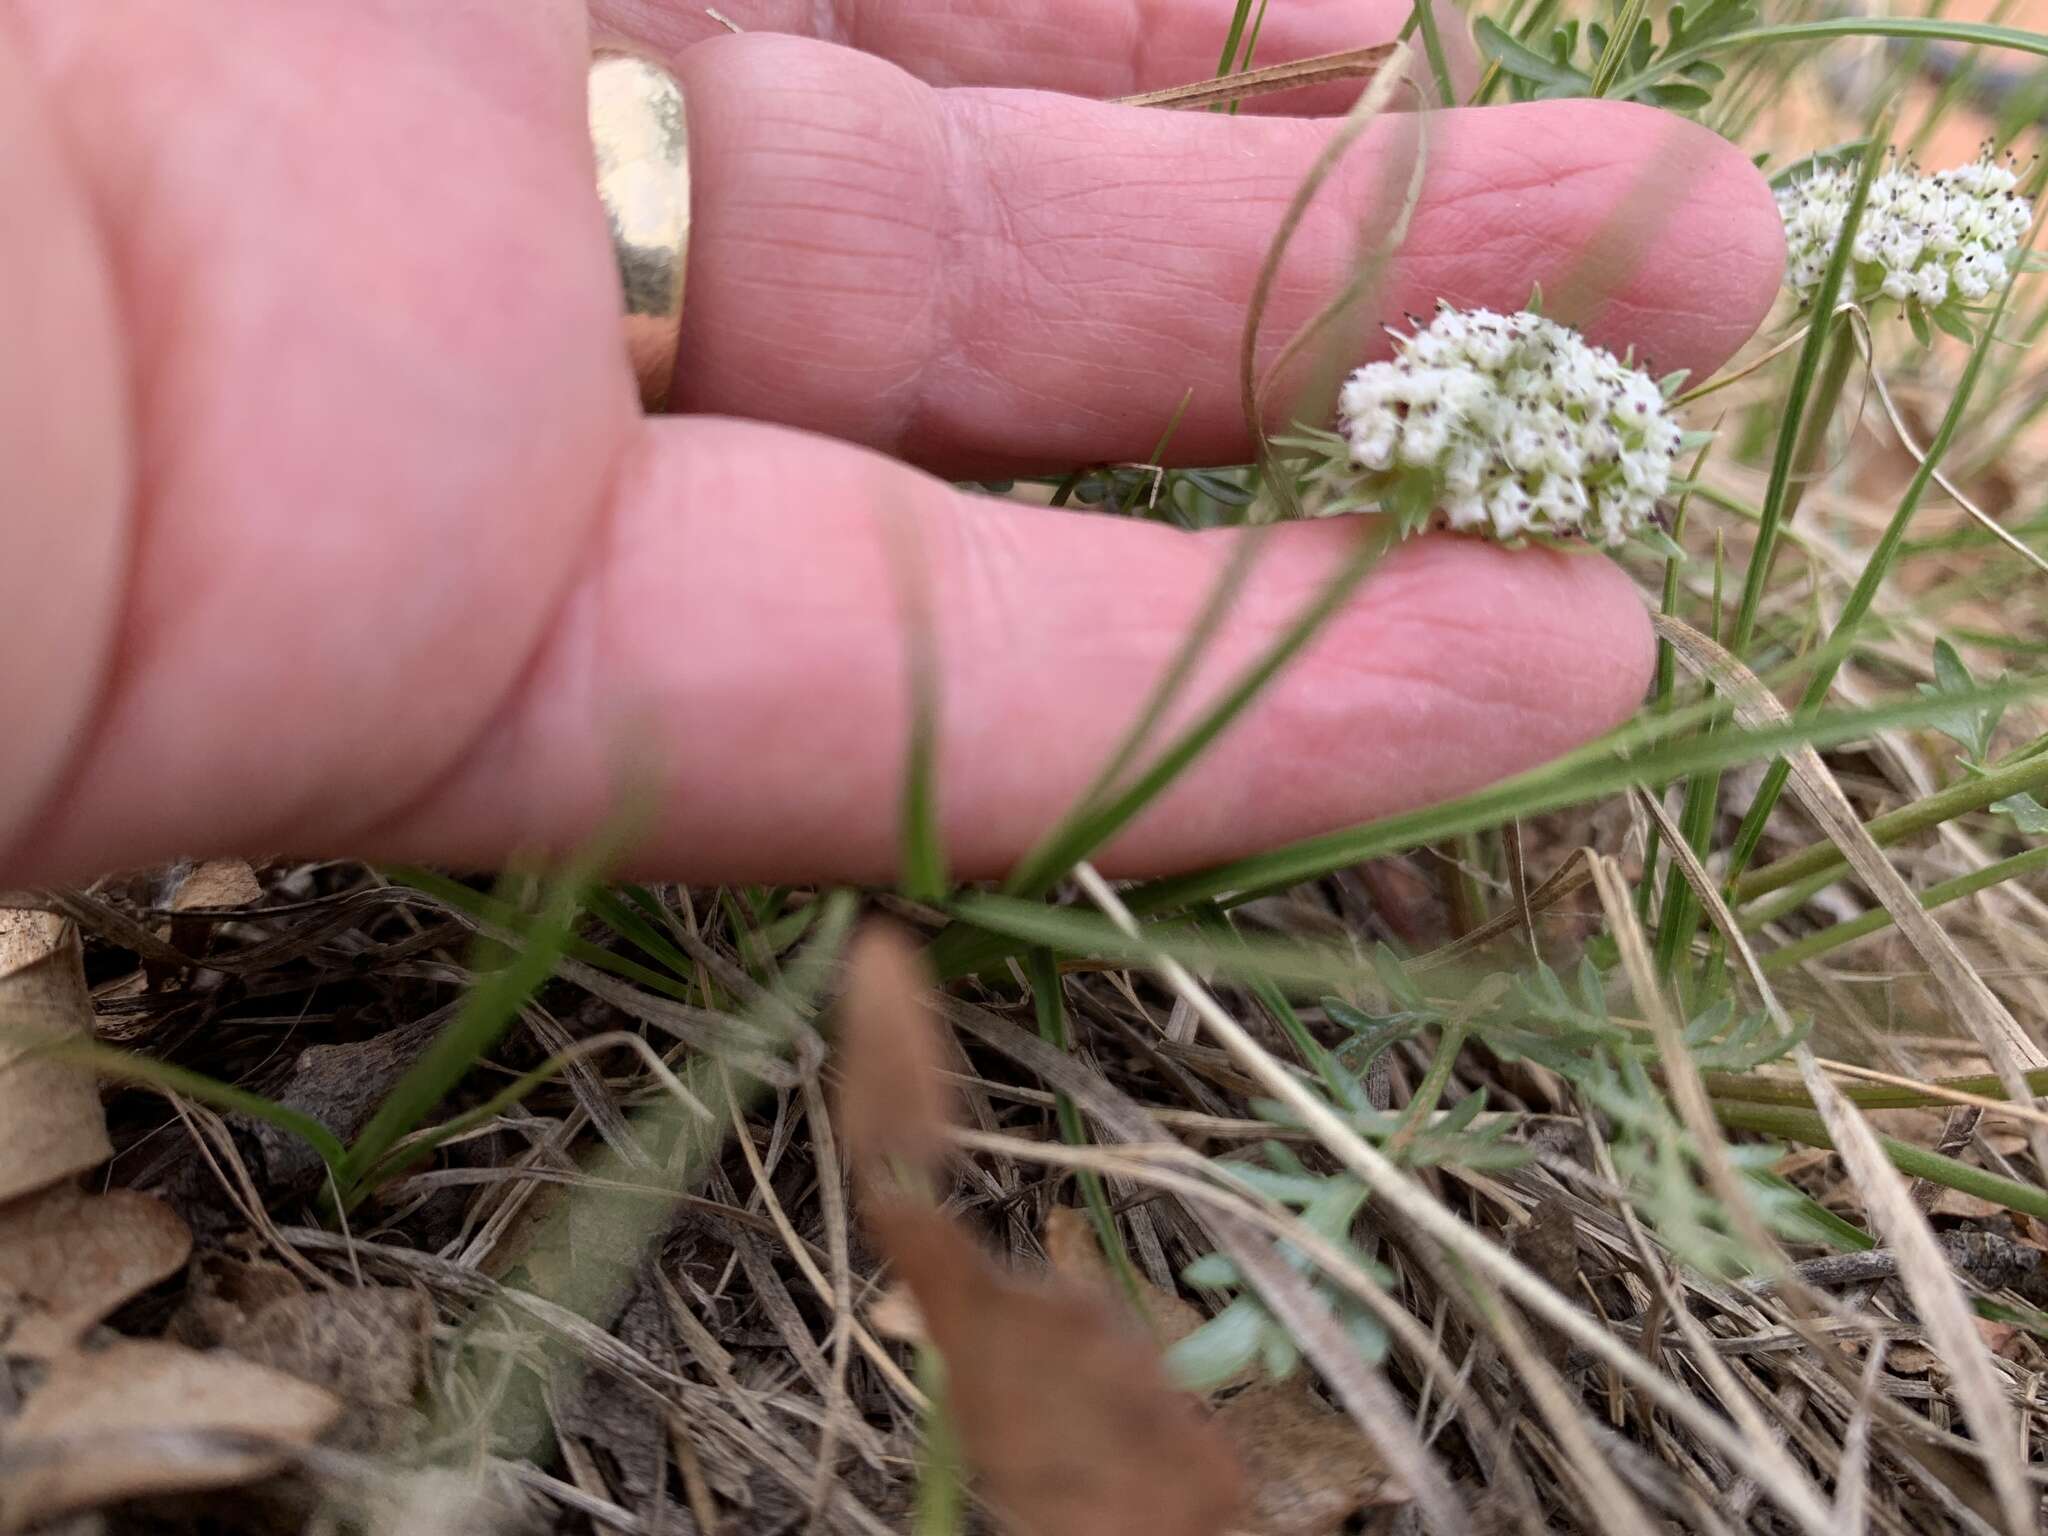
(1297, 304), (1685, 549)
(1777, 147), (2034, 330)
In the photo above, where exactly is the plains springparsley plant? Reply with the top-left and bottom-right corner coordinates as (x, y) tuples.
(1283, 301), (1696, 556)
(1777, 147), (2035, 344)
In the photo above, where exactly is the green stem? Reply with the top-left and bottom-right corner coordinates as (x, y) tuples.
(1026, 947), (1143, 1309)
(1249, 974), (1353, 1103)
(1702, 1065), (2048, 1112)
(1759, 845), (2048, 972)
(912, 1350), (966, 1536)
(1606, 18), (2048, 106)
(1714, 1101), (2048, 1222)
(1732, 749), (2048, 908)
(1666, 321), (1865, 979)
(37, 1035), (345, 1173)
(1651, 128), (1890, 980)
(1405, 0), (1458, 108)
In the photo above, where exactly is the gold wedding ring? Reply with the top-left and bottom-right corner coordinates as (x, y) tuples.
(589, 52), (691, 412)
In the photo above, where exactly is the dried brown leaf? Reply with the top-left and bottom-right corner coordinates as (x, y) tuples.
(0, 1339), (339, 1530)
(0, 1186), (190, 1356)
(1213, 1384), (1406, 1536)
(0, 913), (111, 1204)
(1044, 1205), (1208, 1351)
(168, 1251), (307, 1349)
(219, 1287), (431, 1454)
(835, 923), (952, 1191)
(165, 860), (264, 962)
(876, 1201), (1242, 1536)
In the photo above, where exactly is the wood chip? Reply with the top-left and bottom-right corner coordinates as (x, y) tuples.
(0, 1339), (339, 1530)
(166, 859), (264, 913)
(0, 1186), (190, 1356)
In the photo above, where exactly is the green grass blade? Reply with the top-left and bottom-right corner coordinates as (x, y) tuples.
(1406, 1), (1458, 108)
(1606, 18), (2048, 105)
(1732, 749), (2048, 908)
(336, 862), (596, 1204)
(899, 649), (950, 903)
(1000, 525), (1388, 899)
(35, 1035), (346, 1173)
(1118, 677), (2048, 915)
(929, 675), (2048, 979)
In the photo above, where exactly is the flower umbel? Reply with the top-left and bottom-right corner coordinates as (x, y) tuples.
(1288, 304), (1687, 551)
(1777, 146), (2034, 338)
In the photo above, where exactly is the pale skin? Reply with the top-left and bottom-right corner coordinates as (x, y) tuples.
(0, 0), (1785, 888)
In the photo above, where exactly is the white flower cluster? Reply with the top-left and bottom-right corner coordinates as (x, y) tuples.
(1778, 149), (2032, 316)
(1305, 305), (1684, 548)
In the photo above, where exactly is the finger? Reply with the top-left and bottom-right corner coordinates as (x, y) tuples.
(595, 0), (1476, 108)
(346, 420), (1646, 885)
(667, 35), (1785, 478)
(5, 0), (639, 886)
(0, 26), (129, 854)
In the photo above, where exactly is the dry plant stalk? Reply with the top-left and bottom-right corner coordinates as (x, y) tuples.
(835, 923), (1243, 1536)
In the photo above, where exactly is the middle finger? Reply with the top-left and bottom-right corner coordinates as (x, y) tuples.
(666, 34), (1784, 477)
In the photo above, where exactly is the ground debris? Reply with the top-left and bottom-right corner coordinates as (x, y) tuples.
(0, 1338), (338, 1530)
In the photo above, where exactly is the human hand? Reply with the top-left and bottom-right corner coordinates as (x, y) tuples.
(0, 0), (1783, 887)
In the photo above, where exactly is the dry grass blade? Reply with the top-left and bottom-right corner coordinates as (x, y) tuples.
(0, 1338), (339, 1531)
(0, 911), (111, 1202)
(835, 920), (1244, 1536)
(1414, 848), (1593, 972)
(937, 1016), (1527, 1532)
(1598, 831), (1787, 1265)
(1792, 1055), (2032, 1532)
(1586, 835), (1874, 1529)
(0, 1184), (191, 1356)
(1633, 733), (2036, 1527)
(1114, 45), (1398, 110)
